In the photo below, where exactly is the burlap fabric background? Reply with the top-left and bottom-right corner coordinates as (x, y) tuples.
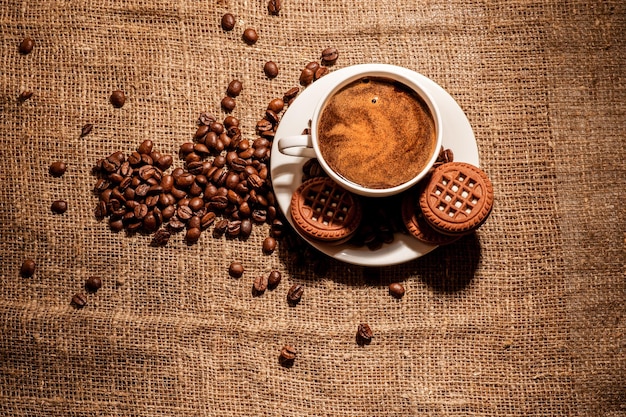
(1, 0), (624, 415)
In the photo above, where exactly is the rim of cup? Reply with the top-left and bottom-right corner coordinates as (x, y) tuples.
(310, 64), (443, 197)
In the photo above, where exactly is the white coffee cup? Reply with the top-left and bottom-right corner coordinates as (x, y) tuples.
(277, 64), (443, 197)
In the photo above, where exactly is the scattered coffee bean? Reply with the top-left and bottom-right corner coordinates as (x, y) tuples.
(110, 90), (126, 108)
(279, 344), (296, 367)
(20, 259), (36, 277)
(287, 284), (303, 306)
(314, 66), (329, 80)
(221, 96), (236, 112)
(253, 274), (268, 295)
(71, 293), (87, 308)
(321, 47), (339, 65)
(242, 28), (258, 45)
(356, 323), (373, 345)
(151, 228), (171, 246)
(85, 276), (102, 292)
(51, 200), (68, 214)
(19, 91), (33, 101)
(268, 270), (281, 288)
(19, 37), (34, 54)
(226, 79), (243, 97)
(80, 123), (93, 137)
(267, 0), (281, 15)
(229, 261), (244, 278)
(264, 61), (279, 78)
(267, 98), (284, 113)
(185, 227), (201, 243)
(262, 236), (277, 254)
(388, 282), (405, 299)
(299, 68), (314, 86)
(283, 86), (299, 105)
(49, 161), (67, 177)
(221, 13), (236, 31)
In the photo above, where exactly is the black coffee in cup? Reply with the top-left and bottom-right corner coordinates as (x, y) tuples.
(317, 77), (437, 189)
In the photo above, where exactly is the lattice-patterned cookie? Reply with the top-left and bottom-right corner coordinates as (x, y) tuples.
(290, 177), (362, 244)
(401, 188), (461, 245)
(419, 162), (493, 236)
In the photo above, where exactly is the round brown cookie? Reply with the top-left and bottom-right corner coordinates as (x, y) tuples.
(401, 189), (461, 245)
(419, 162), (493, 236)
(290, 177), (362, 244)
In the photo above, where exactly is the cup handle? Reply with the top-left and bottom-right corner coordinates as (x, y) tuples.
(277, 134), (317, 159)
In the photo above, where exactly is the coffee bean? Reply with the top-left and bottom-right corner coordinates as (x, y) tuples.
(221, 96), (236, 112)
(228, 261), (244, 278)
(110, 90), (126, 108)
(356, 323), (373, 345)
(71, 293), (87, 308)
(51, 200), (68, 214)
(151, 228), (171, 246)
(388, 282), (405, 299)
(267, 98), (284, 113)
(242, 28), (258, 45)
(267, 0), (281, 15)
(321, 47), (339, 65)
(137, 139), (153, 155)
(49, 161), (67, 177)
(85, 276), (102, 292)
(80, 123), (93, 137)
(253, 274), (268, 295)
(20, 259), (36, 277)
(283, 87), (299, 105)
(299, 68), (314, 86)
(185, 227), (201, 243)
(262, 236), (277, 254)
(19, 37), (34, 54)
(305, 61), (320, 72)
(314, 66), (329, 80)
(268, 270), (281, 288)
(279, 344), (296, 366)
(221, 13), (236, 31)
(287, 284), (303, 306)
(264, 61), (279, 78)
(19, 91), (33, 101)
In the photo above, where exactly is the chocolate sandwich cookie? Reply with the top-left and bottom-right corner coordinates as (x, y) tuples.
(419, 162), (493, 236)
(401, 189), (461, 245)
(290, 177), (362, 244)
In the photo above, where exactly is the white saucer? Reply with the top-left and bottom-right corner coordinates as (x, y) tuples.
(270, 65), (479, 266)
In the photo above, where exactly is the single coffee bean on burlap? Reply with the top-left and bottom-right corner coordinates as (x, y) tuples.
(357, 323), (373, 345)
(267, 0), (281, 15)
(268, 270), (281, 288)
(19, 91), (33, 101)
(388, 282), (405, 299)
(227, 79), (243, 97)
(110, 90), (126, 108)
(221, 96), (236, 112)
(19, 37), (34, 54)
(267, 98), (284, 113)
(242, 28), (258, 45)
(264, 61), (279, 78)
(229, 261), (244, 278)
(80, 123), (93, 137)
(85, 276), (102, 292)
(321, 47), (339, 65)
(49, 161), (67, 177)
(71, 293), (87, 308)
(20, 259), (36, 277)
(279, 344), (296, 367)
(51, 200), (68, 214)
(287, 284), (303, 306)
(253, 275), (268, 295)
(151, 228), (171, 246)
(221, 13), (235, 31)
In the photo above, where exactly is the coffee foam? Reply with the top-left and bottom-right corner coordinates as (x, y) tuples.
(318, 77), (436, 189)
